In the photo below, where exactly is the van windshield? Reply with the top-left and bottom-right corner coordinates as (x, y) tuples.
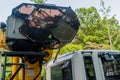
(101, 54), (120, 80)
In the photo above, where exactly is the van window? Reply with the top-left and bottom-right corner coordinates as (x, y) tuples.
(83, 56), (96, 80)
(51, 64), (63, 80)
(101, 54), (120, 80)
(51, 61), (73, 80)
(62, 61), (72, 80)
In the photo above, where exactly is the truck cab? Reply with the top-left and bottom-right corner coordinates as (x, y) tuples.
(46, 50), (120, 80)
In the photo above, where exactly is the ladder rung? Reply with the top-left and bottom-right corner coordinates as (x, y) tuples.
(2, 63), (24, 66)
(5, 71), (11, 72)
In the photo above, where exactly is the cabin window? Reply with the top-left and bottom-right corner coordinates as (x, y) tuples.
(51, 61), (73, 80)
(83, 56), (96, 80)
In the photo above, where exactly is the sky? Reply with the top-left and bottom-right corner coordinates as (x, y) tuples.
(0, 0), (120, 23)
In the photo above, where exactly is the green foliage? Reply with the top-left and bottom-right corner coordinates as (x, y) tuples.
(84, 42), (109, 49)
(30, 0), (44, 4)
(41, 68), (46, 80)
(74, 7), (104, 48)
(74, 6), (120, 50)
(60, 43), (83, 55)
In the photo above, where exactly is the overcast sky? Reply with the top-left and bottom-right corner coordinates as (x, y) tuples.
(0, 0), (120, 23)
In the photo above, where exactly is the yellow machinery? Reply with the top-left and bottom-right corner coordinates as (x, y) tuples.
(0, 3), (80, 80)
(0, 24), (53, 80)
(0, 25), (6, 49)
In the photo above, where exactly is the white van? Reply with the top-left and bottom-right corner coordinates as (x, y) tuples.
(46, 50), (120, 80)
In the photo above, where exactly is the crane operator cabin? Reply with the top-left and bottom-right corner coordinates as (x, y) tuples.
(6, 3), (80, 52)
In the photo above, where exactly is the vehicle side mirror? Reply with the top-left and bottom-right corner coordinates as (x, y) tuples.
(98, 52), (115, 61)
(104, 53), (115, 61)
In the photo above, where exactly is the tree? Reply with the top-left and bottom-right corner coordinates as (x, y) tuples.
(75, 6), (120, 50)
(99, 0), (120, 50)
(74, 7), (109, 49)
(60, 43), (83, 54)
(101, 16), (120, 49)
(30, 0), (44, 4)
